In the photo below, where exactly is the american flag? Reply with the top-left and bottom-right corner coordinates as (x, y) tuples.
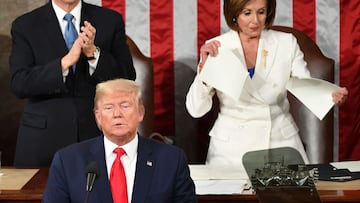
(85, 0), (360, 161)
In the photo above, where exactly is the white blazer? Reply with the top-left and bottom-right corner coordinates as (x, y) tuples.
(186, 29), (311, 170)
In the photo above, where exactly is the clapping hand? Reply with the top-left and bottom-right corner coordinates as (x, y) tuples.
(79, 21), (97, 59)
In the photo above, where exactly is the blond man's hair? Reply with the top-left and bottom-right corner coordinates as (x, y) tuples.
(94, 79), (144, 111)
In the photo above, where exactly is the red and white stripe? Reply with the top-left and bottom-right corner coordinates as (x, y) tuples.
(86, 0), (360, 161)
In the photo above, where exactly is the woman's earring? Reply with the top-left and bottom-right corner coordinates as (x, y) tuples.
(232, 18), (237, 24)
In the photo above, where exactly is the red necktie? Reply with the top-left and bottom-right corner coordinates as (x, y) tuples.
(110, 148), (128, 203)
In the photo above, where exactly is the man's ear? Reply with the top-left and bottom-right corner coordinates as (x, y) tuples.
(94, 110), (102, 130)
(138, 105), (145, 122)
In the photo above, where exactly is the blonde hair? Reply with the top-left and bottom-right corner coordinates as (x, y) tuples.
(94, 79), (144, 110)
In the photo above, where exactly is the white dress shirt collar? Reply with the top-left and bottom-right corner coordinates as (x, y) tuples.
(104, 134), (138, 202)
(52, 0), (82, 33)
(104, 134), (139, 168)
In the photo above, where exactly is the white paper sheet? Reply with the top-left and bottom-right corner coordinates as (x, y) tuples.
(286, 77), (339, 120)
(189, 164), (248, 180)
(330, 161), (360, 172)
(189, 165), (249, 195)
(194, 179), (248, 195)
(198, 48), (248, 100)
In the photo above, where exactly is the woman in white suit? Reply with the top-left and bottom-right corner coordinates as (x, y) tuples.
(186, 0), (348, 170)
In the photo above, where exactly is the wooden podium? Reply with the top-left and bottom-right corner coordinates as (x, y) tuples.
(0, 168), (359, 203)
(198, 189), (360, 203)
(198, 180), (360, 203)
(0, 167), (48, 203)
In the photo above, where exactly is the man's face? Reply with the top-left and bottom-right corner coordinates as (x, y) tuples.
(53, 0), (81, 11)
(95, 91), (144, 145)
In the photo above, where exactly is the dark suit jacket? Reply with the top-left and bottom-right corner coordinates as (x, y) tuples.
(9, 1), (135, 166)
(43, 135), (197, 203)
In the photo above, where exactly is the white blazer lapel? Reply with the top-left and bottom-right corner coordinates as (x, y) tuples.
(255, 30), (278, 79)
(222, 30), (266, 102)
(251, 30), (282, 103)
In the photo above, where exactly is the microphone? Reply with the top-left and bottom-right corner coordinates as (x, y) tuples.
(84, 161), (100, 203)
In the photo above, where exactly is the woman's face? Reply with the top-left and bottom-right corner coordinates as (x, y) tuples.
(236, 0), (267, 38)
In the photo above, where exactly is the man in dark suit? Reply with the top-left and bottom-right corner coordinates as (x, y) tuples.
(9, 0), (135, 166)
(43, 79), (197, 203)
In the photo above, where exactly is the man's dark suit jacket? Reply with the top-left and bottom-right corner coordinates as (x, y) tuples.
(9, 1), (135, 166)
(43, 135), (197, 203)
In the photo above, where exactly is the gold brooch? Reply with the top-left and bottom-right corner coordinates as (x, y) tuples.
(263, 49), (268, 69)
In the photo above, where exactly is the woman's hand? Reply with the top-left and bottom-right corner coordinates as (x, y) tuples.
(199, 40), (221, 72)
(332, 87), (348, 105)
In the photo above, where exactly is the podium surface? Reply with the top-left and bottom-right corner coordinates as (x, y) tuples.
(0, 167), (48, 203)
(198, 187), (360, 203)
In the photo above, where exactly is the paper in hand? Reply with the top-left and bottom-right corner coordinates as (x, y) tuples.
(198, 48), (248, 100)
(286, 77), (339, 120)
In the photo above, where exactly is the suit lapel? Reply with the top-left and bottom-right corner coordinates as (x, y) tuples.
(43, 3), (69, 56)
(88, 136), (114, 203)
(89, 135), (156, 202)
(223, 31), (264, 102)
(80, 2), (95, 29)
(241, 30), (278, 102)
(131, 136), (155, 202)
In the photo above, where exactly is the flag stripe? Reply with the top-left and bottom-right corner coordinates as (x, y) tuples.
(102, 0), (125, 21)
(89, 0), (101, 6)
(315, 1), (340, 68)
(150, 0), (175, 136)
(274, 1), (292, 27)
(292, 0), (316, 41)
(174, 1), (197, 68)
(315, 1), (340, 160)
(197, 0), (221, 59)
(125, 0), (150, 57)
(339, 0), (360, 160)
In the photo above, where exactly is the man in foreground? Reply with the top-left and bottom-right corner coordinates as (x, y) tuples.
(43, 79), (197, 203)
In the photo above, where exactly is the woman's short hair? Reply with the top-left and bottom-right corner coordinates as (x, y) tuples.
(94, 78), (144, 110)
(223, 0), (276, 31)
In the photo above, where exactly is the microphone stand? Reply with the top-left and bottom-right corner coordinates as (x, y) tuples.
(84, 191), (90, 203)
(84, 173), (97, 203)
